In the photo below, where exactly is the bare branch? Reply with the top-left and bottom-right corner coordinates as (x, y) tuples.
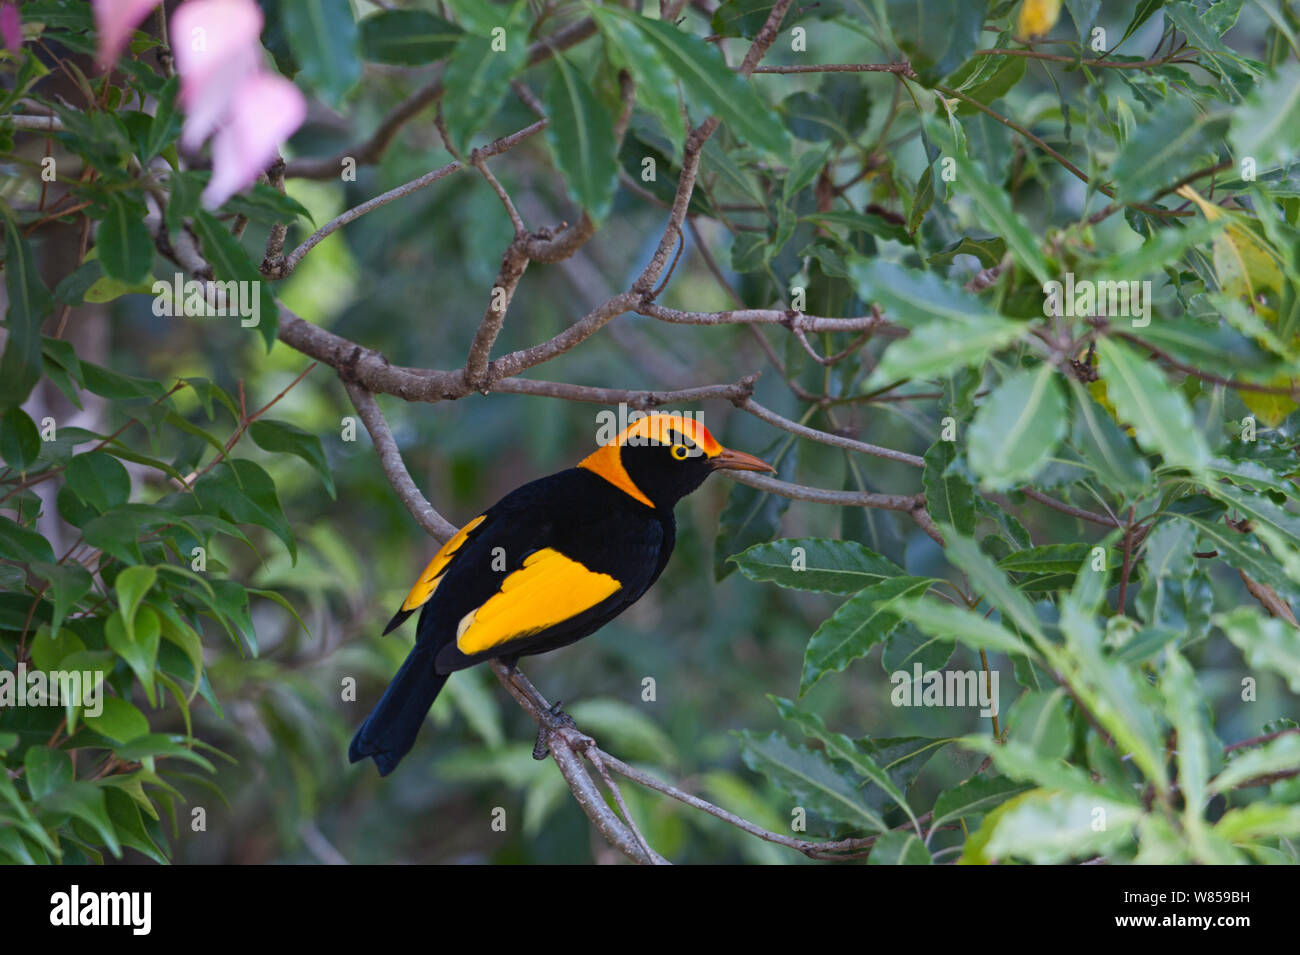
(267, 120), (547, 279)
(342, 382), (457, 542)
(738, 398), (926, 468)
(488, 661), (667, 864)
(1018, 486), (1121, 528)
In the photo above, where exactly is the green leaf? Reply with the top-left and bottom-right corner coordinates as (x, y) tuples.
(961, 735), (1128, 799)
(31, 562), (92, 638)
(544, 54), (619, 224)
(1211, 732), (1300, 793)
(358, 9), (463, 65)
(968, 365), (1067, 489)
(1215, 804), (1300, 843)
(850, 261), (1022, 387)
(600, 8), (791, 159)
(891, 597), (1031, 656)
(195, 459), (296, 561)
(192, 211), (279, 350)
(85, 697), (150, 743)
(867, 830), (933, 864)
(0, 515), (55, 563)
(1175, 513), (1299, 606)
(731, 537), (903, 593)
(25, 747), (73, 800)
(220, 184), (315, 227)
(109, 734), (216, 772)
(1163, 650), (1212, 814)
(142, 75), (180, 162)
(939, 121), (1052, 285)
(1095, 338), (1209, 468)
(105, 606), (161, 705)
(940, 526), (1045, 643)
(114, 564), (157, 635)
(103, 787), (167, 864)
(1111, 97), (1230, 202)
(590, 7), (685, 157)
(980, 789), (1141, 863)
(1068, 384), (1152, 497)
(0, 406), (40, 471)
(737, 731), (887, 832)
(851, 258), (1010, 326)
(284, 0), (361, 107)
(1006, 689), (1072, 761)
(42, 783), (121, 858)
(65, 451), (131, 512)
(249, 419), (334, 498)
(1216, 608), (1300, 693)
(1231, 64), (1300, 166)
(885, 0), (988, 84)
(97, 193), (153, 284)
(79, 359), (166, 401)
(929, 775), (1030, 832)
(807, 210), (911, 244)
(771, 696), (920, 833)
(440, 24), (528, 154)
(922, 439), (976, 536)
(1057, 603), (1170, 790)
(800, 577), (934, 694)
(881, 623), (955, 673)
(0, 204), (53, 405)
(928, 235), (1007, 269)
(1118, 0), (1167, 47)
(1135, 521), (1197, 631)
(998, 543), (1095, 575)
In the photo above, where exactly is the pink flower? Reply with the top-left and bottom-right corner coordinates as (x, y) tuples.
(92, 0), (162, 70)
(1, 2), (22, 53)
(172, 0), (263, 149)
(170, 0), (306, 209)
(205, 73), (306, 209)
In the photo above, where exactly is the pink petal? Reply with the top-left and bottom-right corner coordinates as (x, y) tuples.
(173, 0), (264, 100)
(179, 44), (261, 151)
(92, 0), (161, 69)
(202, 72), (305, 209)
(1, 3), (22, 53)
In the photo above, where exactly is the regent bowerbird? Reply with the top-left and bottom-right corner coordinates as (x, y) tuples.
(349, 412), (774, 775)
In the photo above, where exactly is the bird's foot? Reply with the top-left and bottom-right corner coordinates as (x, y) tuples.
(533, 700), (581, 760)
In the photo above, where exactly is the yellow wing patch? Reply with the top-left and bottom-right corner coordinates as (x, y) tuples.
(455, 548), (622, 656)
(399, 515), (487, 613)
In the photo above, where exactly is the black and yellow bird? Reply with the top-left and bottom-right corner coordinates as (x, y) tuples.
(349, 413), (774, 775)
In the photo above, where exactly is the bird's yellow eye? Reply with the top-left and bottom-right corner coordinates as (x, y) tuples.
(670, 444), (690, 461)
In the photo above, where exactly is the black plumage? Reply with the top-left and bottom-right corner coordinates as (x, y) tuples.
(349, 417), (771, 775)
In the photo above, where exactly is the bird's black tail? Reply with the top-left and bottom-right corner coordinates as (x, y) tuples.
(349, 645), (448, 776)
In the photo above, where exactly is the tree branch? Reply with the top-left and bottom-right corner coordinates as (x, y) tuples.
(342, 382), (457, 542)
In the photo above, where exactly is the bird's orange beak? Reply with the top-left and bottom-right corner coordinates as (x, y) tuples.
(710, 446), (776, 473)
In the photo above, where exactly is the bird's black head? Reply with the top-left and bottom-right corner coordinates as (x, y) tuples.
(578, 413), (774, 510)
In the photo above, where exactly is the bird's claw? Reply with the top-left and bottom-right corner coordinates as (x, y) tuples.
(532, 700), (579, 759)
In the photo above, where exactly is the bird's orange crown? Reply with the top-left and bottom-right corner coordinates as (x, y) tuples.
(578, 412), (722, 507)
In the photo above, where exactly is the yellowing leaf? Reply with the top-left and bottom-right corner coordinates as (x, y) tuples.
(1018, 0), (1062, 37)
(1241, 377), (1299, 427)
(1176, 185), (1284, 301)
